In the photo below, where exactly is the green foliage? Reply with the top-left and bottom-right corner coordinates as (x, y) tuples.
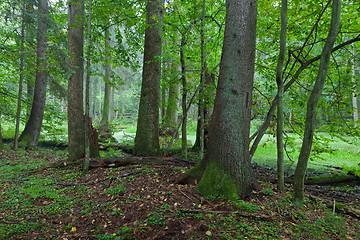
(232, 200), (259, 213)
(105, 184), (126, 197)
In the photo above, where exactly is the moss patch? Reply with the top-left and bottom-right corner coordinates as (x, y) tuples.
(18, 133), (34, 148)
(196, 160), (239, 200)
(177, 163), (205, 185)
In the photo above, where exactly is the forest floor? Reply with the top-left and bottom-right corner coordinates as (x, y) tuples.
(0, 147), (360, 239)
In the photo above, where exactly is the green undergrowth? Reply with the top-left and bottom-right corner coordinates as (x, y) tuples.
(252, 133), (360, 177)
(0, 147), (359, 239)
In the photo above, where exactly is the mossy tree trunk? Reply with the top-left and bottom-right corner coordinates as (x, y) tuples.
(183, 0), (258, 199)
(133, 0), (164, 156)
(276, 0), (287, 191)
(293, 0), (341, 204)
(68, 0), (85, 161)
(19, 0), (49, 147)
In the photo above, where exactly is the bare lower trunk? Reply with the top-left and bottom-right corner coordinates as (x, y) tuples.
(133, 0), (164, 156)
(191, 0), (258, 199)
(293, 0), (341, 204)
(68, 0), (85, 161)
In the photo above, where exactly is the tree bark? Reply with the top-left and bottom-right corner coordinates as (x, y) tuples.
(133, 0), (164, 156)
(293, 0), (342, 204)
(19, 0), (49, 147)
(184, 0), (258, 199)
(68, 0), (85, 161)
(276, 0), (287, 191)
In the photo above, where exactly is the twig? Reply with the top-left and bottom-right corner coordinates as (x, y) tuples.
(180, 209), (273, 220)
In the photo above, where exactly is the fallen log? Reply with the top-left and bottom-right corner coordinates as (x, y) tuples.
(88, 156), (195, 169)
(284, 174), (359, 186)
(308, 194), (360, 219)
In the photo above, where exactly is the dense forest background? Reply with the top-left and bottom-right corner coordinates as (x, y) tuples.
(0, 0), (360, 238)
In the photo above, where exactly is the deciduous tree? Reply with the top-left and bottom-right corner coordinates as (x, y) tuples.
(293, 0), (342, 204)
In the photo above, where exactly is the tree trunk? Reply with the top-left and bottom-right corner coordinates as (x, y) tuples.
(183, 0), (258, 199)
(84, 0), (99, 163)
(19, 0), (49, 147)
(14, 5), (26, 149)
(133, 0), (164, 156)
(163, 62), (179, 130)
(199, 0), (206, 159)
(193, 65), (215, 151)
(25, 0), (35, 118)
(68, 0), (85, 161)
(0, 113), (3, 151)
(352, 47), (358, 127)
(180, 35), (188, 159)
(101, 30), (112, 129)
(293, 0), (341, 204)
(276, 0), (287, 191)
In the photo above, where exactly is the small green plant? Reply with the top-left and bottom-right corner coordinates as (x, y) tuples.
(105, 185), (126, 197)
(262, 188), (274, 196)
(233, 200), (259, 213)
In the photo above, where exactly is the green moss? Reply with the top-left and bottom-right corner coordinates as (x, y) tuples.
(18, 133), (34, 148)
(196, 160), (239, 200)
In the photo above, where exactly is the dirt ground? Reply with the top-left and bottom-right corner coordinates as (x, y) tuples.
(1, 149), (359, 239)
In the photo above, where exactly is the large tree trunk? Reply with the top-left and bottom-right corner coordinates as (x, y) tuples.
(182, 0), (258, 199)
(19, 0), (49, 147)
(276, 0), (287, 191)
(293, 0), (341, 204)
(68, 0), (85, 161)
(133, 0), (164, 156)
